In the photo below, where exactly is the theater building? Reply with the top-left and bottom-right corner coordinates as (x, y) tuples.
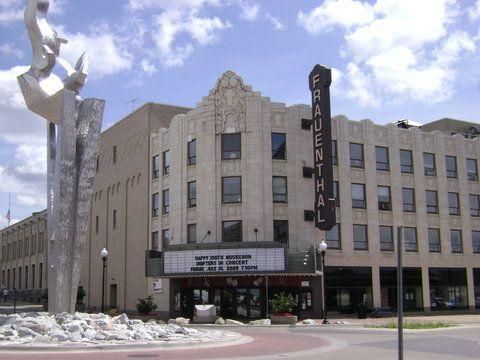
(2, 71), (480, 318)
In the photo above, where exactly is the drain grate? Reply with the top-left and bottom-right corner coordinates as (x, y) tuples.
(127, 354), (159, 358)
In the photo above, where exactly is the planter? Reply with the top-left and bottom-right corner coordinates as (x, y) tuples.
(270, 314), (298, 325)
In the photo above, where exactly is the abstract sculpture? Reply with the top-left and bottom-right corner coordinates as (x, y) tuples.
(17, 0), (104, 313)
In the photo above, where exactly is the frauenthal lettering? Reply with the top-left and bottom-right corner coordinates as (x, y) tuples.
(309, 65), (336, 231)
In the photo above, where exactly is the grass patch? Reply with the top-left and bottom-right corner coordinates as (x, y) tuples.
(366, 322), (455, 329)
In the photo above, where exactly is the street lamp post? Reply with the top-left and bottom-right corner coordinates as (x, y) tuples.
(319, 240), (329, 324)
(100, 248), (108, 313)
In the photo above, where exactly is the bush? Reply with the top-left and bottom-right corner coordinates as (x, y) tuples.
(269, 292), (296, 315)
(136, 295), (158, 315)
(76, 287), (86, 304)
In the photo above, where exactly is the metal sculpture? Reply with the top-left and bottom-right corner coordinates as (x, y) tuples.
(17, 0), (104, 313)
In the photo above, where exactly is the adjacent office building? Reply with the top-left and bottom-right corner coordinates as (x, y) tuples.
(1, 71), (479, 317)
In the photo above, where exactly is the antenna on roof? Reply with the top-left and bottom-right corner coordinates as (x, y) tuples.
(125, 98), (140, 113)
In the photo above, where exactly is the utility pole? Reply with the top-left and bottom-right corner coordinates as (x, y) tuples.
(397, 226), (404, 360)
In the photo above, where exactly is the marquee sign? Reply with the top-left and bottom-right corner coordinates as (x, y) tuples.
(309, 65), (336, 231)
(164, 248), (285, 275)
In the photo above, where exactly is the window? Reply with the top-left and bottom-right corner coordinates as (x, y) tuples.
(448, 192), (460, 215)
(163, 150), (170, 175)
(349, 143), (364, 168)
(423, 152), (436, 176)
(272, 176), (288, 203)
(326, 224), (341, 249)
(404, 227), (418, 252)
(450, 230), (463, 253)
(162, 189), (170, 215)
(273, 220), (289, 244)
(428, 228), (441, 253)
(470, 194), (480, 217)
(353, 224), (368, 250)
(31, 264), (35, 289)
(333, 181), (340, 206)
(152, 155), (160, 179)
(332, 140), (338, 166)
(472, 231), (480, 254)
(375, 146), (389, 171)
(377, 186), (391, 211)
(113, 209), (117, 229)
(39, 263), (43, 288)
(95, 156), (99, 173)
(18, 267), (21, 290)
(222, 177), (241, 203)
(466, 158), (478, 181)
(95, 216), (99, 233)
(152, 193), (159, 217)
(400, 149), (413, 174)
(426, 190), (438, 214)
(271, 133), (286, 159)
(187, 139), (196, 165)
(222, 221), (242, 242)
(24, 266), (28, 290)
(162, 229), (170, 247)
(351, 183), (366, 209)
(445, 155), (457, 178)
(188, 181), (196, 208)
(222, 133), (241, 160)
(379, 226), (393, 251)
(187, 224), (196, 244)
(402, 187), (416, 212)
(151, 231), (159, 251)
(113, 145), (117, 164)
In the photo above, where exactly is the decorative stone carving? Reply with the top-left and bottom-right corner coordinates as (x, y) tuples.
(399, 131), (411, 147)
(351, 170), (365, 182)
(271, 112), (286, 129)
(353, 210), (367, 222)
(222, 205), (242, 218)
(273, 205), (287, 217)
(187, 208), (196, 222)
(427, 216), (438, 227)
(450, 217), (461, 228)
(272, 161), (287, 175)
(187, 166), (196, 179)
(187, 119), (197, 134)
(162, 216), (169, 227)
(444, 138), (455, 153)
(222, 160), (241, 176)
(375, 127), (388, 144)
(421, 133), (434, 150)
(163, 176), (169, 188)
(213, 71), (247, 134)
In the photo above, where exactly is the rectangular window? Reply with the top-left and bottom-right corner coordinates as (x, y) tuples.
(162, 229), (170, 247)
(445, 155), (457, 178)
(152, 193), (159, 217)
(222, 177), (242, 203)
(24, 266), (27, 290)
(151, 231), (159, 251)
(333, 181), (340, 207)
(162, 189), (170, 215)
(112, 209), (117, 229)
(448, 192), (460, 215)
(402, 188), (415, 212)
(351, 183), (366, 209)
(187, 224), (197, 244)
(467, 158), (478, 181)
(332, 140), (338, 166)
(18, 267), (21, 290)
(472, 231), (480, 254)
(188, 181), (197, 208)
(272, 176), (288, 203)
(95, 216), (99, 234)
(222, 221), (242, 242)
(188, 139), (197, 165)
(450, 230), (463, 253)
(273, 220), (289, 245)
(96, 156), (100, 173)
(39, 263), (43, 288)
(404, 227), (418, 252)
(428, 228), (441, 253)
(470, 194), (480, 217)
(152, 155), (160, 179)
(113, 145), (117, 164)
(222, 133), (241, 160)
(271, 133), (286, 159)
(379, 226), (393, 251)
(326, 224), (341, 249)
(31, 264), (35, 289)
(349, 143), (364, 168)
(375, 146), (389, 171)
(353, 224), (368, 250)
(423, 152), (436, 176)
(377, 186), (391, 211)
(400, 149), (414, 174)
(163, 150), (170, 175)
(426, 190), (439, 214)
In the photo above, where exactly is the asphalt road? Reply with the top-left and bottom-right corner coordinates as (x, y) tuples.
(0, 324), (479, 360)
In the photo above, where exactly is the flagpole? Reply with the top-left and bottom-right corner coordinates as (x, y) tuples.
(7, 193), (10, 227)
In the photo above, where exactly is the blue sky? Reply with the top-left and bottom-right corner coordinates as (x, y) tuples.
(1, 0), (480, 226)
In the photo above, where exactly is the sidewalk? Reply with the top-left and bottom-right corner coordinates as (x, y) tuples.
(324, 314), (480, 326)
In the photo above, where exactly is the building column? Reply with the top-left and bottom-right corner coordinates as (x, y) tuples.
(466, 267), (475, 313)
(421, 267), (431, 313)
(371, 265), (381, 308)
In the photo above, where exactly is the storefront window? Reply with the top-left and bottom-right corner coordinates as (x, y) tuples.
(429, 268), (468, 310)
(380, 267), (423, 311)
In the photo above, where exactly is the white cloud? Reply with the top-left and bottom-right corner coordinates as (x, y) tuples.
(468, 0), (480, 21)
(140, 59), (157, 76)
(239, 1), (260, 21)
(298, 0), (477, 106)
(265, 13), (285, 31)
(0, 0), (64, 25)
(0, 43), (23, 58)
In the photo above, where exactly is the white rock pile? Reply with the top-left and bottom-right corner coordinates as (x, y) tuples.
(0, 312), (237, 347)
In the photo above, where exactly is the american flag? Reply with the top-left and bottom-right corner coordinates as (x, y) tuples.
(5, 209), (10, 222)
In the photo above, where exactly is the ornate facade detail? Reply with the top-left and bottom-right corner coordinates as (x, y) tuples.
(187, 167), (196, 179)
(271, 112), (286, 129)
(399, 131), (411, 147)
(444, 138), (455, 153)
(162, 216), (169, 227)
(273, 205), (287, 217)
(426, 215), (438, 227)
(222, 205), (242, 218)
(163, 176), (169, 188)
(421, 133), (435, 150)
(222, 160), (241, 176)
(272, 161), (287, 175)
(348, 123), (363, 140)
(213, 71), (247, 134)
(401, 174), (415, 187)
(351, 170), (365, 182)
(187, 208), (196, 222)
(353, 210), (367, 222)
(375, 127), (388, 144)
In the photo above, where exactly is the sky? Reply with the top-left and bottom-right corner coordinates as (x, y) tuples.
(1, 0), (480, 227)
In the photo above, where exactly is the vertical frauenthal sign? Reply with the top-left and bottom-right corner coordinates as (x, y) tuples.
(309, 64), (336, 231)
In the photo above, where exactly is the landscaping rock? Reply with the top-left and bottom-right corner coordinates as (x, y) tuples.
(225, 319), (244, 325)
(302, 319), (317, 325)
(249, 319), (271, 326)
(215, 317), (225, 325)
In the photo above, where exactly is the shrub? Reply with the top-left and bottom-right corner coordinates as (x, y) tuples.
(76, 287), (86, 304)
(269, 292), (296, 315)
(136, 295), (158, 315)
